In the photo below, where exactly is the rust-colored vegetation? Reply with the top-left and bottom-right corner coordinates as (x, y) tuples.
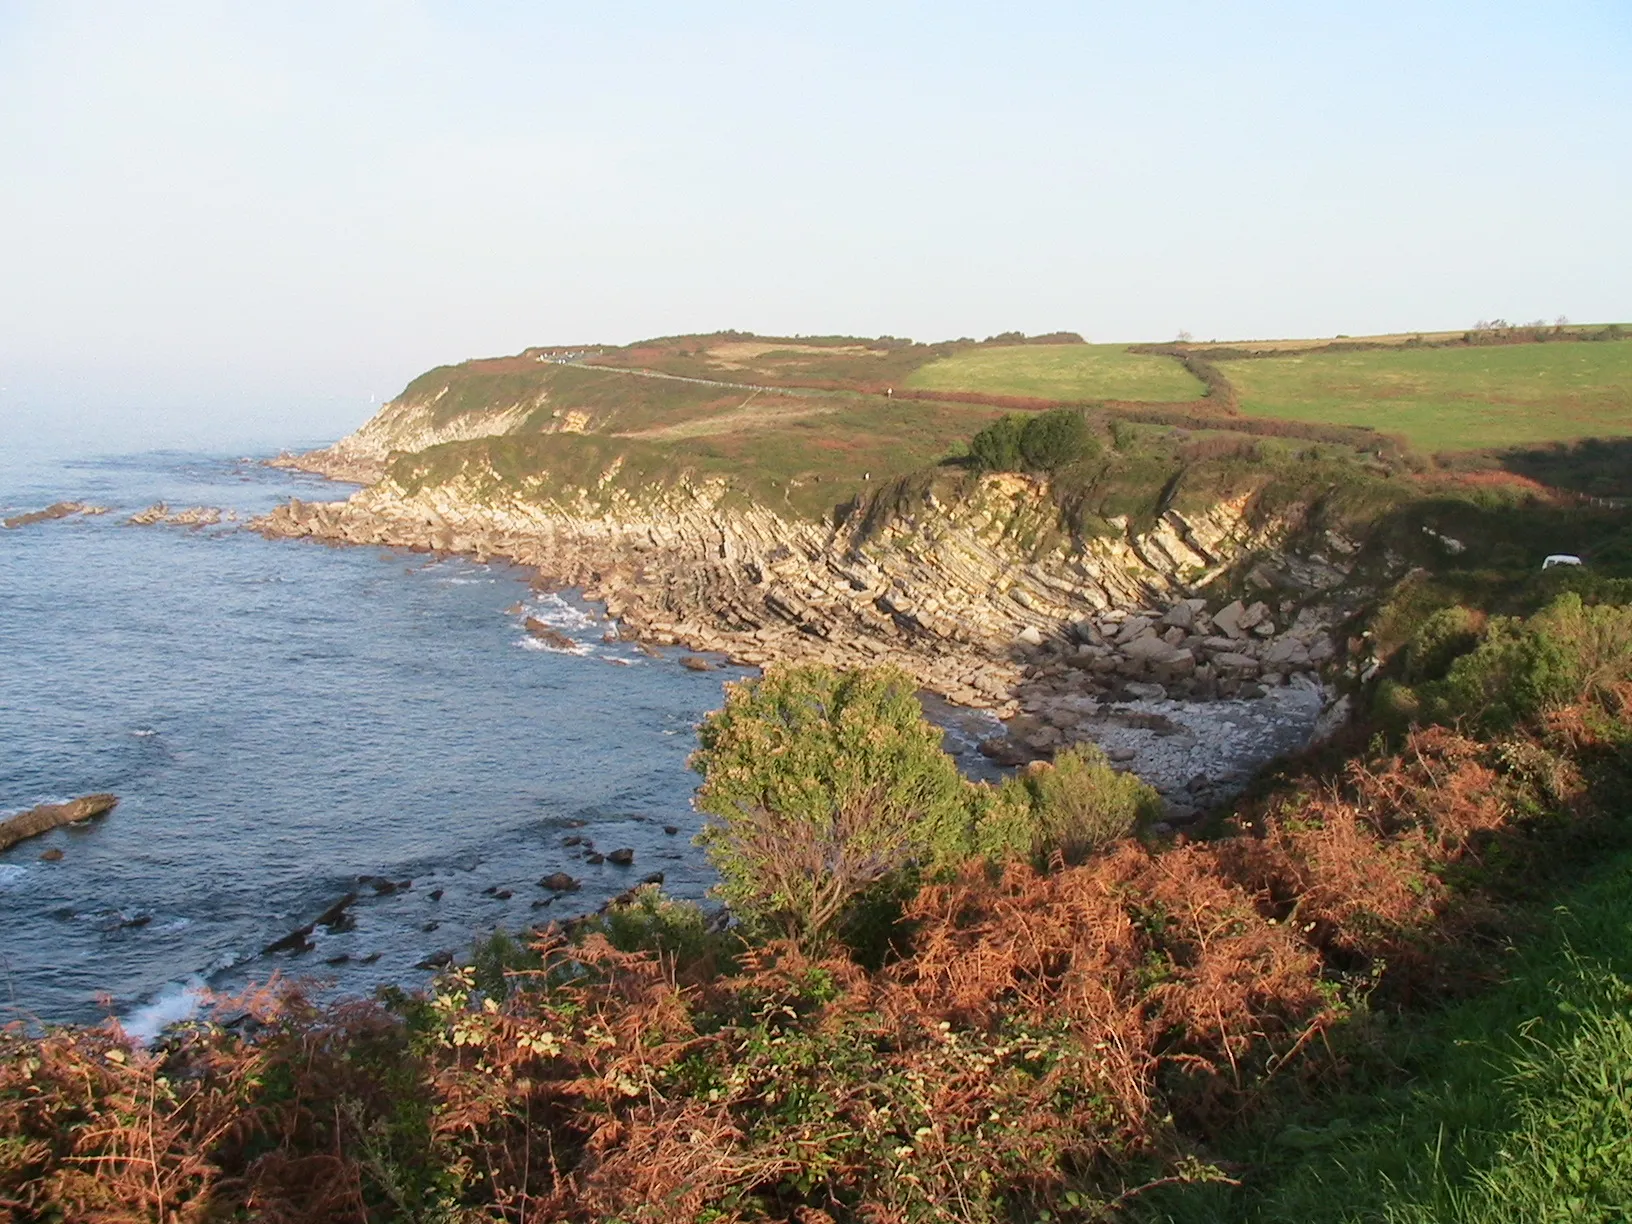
(6, 672), (1627, 1223)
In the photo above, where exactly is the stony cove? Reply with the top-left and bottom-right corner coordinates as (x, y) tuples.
(256, 358), (1369, 827)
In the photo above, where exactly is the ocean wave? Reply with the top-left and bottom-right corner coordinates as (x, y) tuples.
(519, 636), (593, 656)
(526, 591), (597, 630)
(121, 979), (208, 1045)
(0, 865), (28, 889)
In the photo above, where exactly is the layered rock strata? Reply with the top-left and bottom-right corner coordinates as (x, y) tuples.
(255, 462), (1355, 723)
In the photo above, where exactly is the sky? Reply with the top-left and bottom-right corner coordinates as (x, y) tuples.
(1, 1), (1628, 449)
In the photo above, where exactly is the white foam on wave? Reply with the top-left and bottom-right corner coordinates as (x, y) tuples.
(519, 635), (593, 656)
(121, 979), (208, 1045)
(0, 864), (28, 889)
(527, 591), (597, 631)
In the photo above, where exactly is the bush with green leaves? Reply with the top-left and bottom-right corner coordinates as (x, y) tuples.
(1402, 604), (1485, 683)
(968, 408), (1098, 474)
(1020, 406), (1097, 470)
(1396, 594), (1632, 730)
(576, 885), (729, 971)
(690, 664), (973, 945)
(973, 745), (1161, 867)
(968, 413), (1025, 471)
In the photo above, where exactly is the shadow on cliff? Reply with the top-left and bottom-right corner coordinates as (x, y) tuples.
(1492, 436), (1632, 500)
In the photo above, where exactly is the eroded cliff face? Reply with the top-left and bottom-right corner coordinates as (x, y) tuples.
(256, 456), (1356, 717)
(273, 389), (548, 484)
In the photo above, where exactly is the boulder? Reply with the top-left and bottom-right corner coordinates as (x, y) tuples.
(1122, 681), (1167, 700)
(1122, 634), (1186, 665)
(679, 655), (713, 671)
(1212, 652), (1261, 675)
(1262, 637), (1310, 667)
(1160, 602), (1195, 630)
(1212, 601), (1248, 639)
(607, 848), (635, 866)
(263, 924), (316, 956)
(978, 736), (1036, 766)
(315, 893), (359, 932)
(0, 793), (118, 853)
(539, 872), (581, 892)
(1016, 625), (1044, 648)
(1114, 616), (1155, 645)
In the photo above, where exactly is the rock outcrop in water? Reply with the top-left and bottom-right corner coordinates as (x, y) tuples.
(0, 794), (118, 852)
(2, 502), (106, 529)
(127, 504), (230, 528)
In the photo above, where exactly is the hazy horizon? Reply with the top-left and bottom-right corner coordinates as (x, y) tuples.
(3, 1), (1628, 450)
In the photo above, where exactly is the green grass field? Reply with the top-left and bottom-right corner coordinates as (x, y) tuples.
(904, 343), (1204, 402)
(1224, 341), (1632, 453)
(1137, 845), (1632, 1224)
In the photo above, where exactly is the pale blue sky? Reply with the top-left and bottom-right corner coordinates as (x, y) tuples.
(1, 2), (1627, 449)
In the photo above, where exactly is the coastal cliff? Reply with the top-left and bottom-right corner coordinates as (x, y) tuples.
(258, 450), (1353, 718)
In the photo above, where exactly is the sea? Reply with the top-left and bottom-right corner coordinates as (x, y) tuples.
(0, 432), (1003, 1036)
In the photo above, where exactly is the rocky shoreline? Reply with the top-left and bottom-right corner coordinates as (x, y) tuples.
(254, 452), (1363, 821)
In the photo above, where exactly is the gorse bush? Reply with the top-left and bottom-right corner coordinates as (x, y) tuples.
(1402, 604), (1486, 683)
(691, 667), (1164, 949)
(968, 407), (1098, 473)
(974, 745), (1161, 867)
(1414, 594), (1632, 730)
(690, 665), (971, 945)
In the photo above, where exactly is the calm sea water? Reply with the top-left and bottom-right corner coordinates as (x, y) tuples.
(0, 445), (775, 1032)
(0, 443), (1002, 1033)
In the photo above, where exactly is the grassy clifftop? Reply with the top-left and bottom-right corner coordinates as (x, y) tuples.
(314, 323), (1632, 550)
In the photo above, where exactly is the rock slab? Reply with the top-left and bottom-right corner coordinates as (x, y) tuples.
(0, 794), (118, 853)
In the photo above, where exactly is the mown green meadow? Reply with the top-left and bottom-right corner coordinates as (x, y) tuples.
(905, 342), (1205, 403)
(1224, 341), (1632, 454)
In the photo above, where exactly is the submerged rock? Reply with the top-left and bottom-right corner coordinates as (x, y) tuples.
(524, 617), (577, 650)
(263, 924), (316, 956)
(2, 501), (99, 529)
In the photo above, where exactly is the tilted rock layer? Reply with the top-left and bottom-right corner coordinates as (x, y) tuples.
(256, 456), (1355, 717)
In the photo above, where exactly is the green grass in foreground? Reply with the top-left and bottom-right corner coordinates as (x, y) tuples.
(904, 342), (1204, 402)
(1225, 341), (1632, 453)
(1139, 847), (1632, 1224)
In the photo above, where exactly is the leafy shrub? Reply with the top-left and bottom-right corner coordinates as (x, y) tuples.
(1403, 605), (1485, 683)
(690, 665), (972, 945)
(974, 745), (1161, 867)
(968, 413), (1024, 471)
(1425, 595), (1632, 729)
(574, 885), (730, 973)
(1019, 407), (1097, 470)
(968, 408), (1098, 474)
